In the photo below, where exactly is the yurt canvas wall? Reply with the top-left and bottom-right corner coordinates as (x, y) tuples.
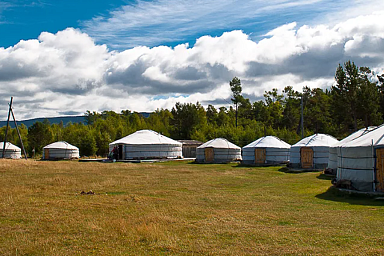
(336, 125), (384, 192)
(43, 141), (80, 160)
(242, 136), (290, 165)
(196, 138), (242, 163)
(109, 130), (182, 160)
(290, 134), (338, 169)
(0, 142), (21, 159)
(328, 127), (375, 171)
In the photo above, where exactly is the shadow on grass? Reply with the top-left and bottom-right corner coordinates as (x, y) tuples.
(277, 167), (321, 174)
(190, 161), (241, 166)
(316, 186), (384, 206)
(316, 173), (334, 180)
(232, 163), (287, 168)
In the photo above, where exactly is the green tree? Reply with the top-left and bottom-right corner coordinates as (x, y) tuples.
(332, 61), (360, 131)
(229, 77), (242, 127)
(80, 130), (97, 157)
(27, 121), (53, 155)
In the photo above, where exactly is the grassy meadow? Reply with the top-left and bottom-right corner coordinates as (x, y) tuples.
(0, 159), (383, 255)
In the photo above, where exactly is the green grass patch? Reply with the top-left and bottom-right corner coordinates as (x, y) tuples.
(0, 159), (383, 255)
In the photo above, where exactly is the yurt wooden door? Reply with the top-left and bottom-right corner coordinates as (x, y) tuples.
(205, 148), (214, 162)
(376, 148), (384, 192)
(301, 147), (313, 169)
(254, 148), (266, 164)
(44, 148), (49, 160)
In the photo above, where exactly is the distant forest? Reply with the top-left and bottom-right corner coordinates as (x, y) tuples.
(1, 61), (384, 157)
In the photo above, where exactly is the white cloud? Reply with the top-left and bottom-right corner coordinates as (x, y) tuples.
(82, 0), (337, 49)
(1, 12), (384, 119)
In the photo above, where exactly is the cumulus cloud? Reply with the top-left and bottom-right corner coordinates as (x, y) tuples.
(82, 0), (336, 49)
(1, 12), (384, 119)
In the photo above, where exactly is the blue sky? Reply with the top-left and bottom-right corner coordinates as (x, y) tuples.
(0, 0), (383, 119)
(0, 0), (357, 49)
(0, 1), (126, 48)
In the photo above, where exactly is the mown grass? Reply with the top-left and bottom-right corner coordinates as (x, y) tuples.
(0, 159), (383, 255)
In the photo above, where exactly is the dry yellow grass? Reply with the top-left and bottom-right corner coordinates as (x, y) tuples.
(0, 159), (383, 255)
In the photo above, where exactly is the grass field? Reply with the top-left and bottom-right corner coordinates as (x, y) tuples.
(0, 159), (383, 255)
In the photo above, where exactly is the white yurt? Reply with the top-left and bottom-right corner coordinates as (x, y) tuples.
(0, 142), (21, 159)
(43, 141), (80, 160)
(242, 136), (291, 165)
(290, 134), (338, 169)
(109, 130), (182, 160)
(196, 138), (242, 163)
(327, 127), (375, 172)
(336, 125), (384, 192)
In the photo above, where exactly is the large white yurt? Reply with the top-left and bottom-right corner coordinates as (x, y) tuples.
(0, 142), (21, 159)
(109, 130), (182, 160)
(327, 127), (375, 172)
(196, 138), (242, 163)
(290, 134), (338, 169)
(43, 141), (80, 160)
(242, 136), (291, 165)
(336, 125), (384, 192)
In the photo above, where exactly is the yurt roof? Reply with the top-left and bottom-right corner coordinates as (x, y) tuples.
(43, 141), (79, 150)
(342, 124), (384, 148)
(292, 134), (338, 147)
(197, 138), (240, 149)
(243, 136), (291, 149)
(0, 142), (21, 151)
(110, 130), (182, 146)
(332, 127), (376, 148)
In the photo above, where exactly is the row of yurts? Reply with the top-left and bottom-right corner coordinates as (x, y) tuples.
(2, 126), (384, 192)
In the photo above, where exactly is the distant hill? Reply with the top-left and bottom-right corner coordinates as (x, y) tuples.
(0, 112), (152, 128)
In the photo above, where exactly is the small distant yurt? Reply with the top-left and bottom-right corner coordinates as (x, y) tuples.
(290, 134), (338, 169)
(43, 141), (80, 160)
(0, 142), (21, 159)
(327, 127), (375, 172)
(336, 125), (384, 192)
(109, 130), (182, 160)
(242, 136), (291, 165)
(196, 138), (242, 163)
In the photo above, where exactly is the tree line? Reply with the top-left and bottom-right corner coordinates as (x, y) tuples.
(1, 61), (384, 157)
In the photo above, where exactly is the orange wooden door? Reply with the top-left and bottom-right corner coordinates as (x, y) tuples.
(44, 148), (49, 160)
(205, 148), (214, 162)
(376, 148), (384, 192)
(254, 148), (266, 164)
(301, 147), (313, 169)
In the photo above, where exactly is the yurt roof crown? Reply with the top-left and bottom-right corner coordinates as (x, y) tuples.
(0, 142), (21, 151)
(243, 136), (290, 149)
(197, 138), (240, 149)
(292, 133), (338, 147)
(110, 130), (181, 146)
(43, 141), (78, 150)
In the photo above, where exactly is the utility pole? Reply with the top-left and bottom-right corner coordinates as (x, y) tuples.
(2, 97), (27, 160)
(301, 92), (304, 139)
(10, 107), (28, 160)
(2, 97), (13, 158)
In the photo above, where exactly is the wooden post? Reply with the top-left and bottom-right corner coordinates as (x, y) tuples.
(10, 108), (28, 160)
(301, 93), (304, 139)
(2, 97), (13, 158)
